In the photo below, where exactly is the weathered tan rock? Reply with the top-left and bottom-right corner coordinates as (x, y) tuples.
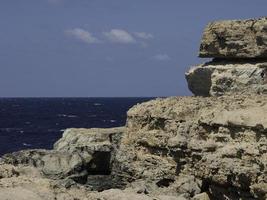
(0, 165), (187, 200)
(192, 193), (210, 200)
(2, 127), (125, 189)
(0, 164), (96, 200)
(90, 189), (187, 200)
(199, 17), (267, 58)
(0, 95), (266, 199)
(0, 164), (19, 178)
(186, 60), (267, 96)
(118, 95), (267, 199)
(54, 127), (124, 153)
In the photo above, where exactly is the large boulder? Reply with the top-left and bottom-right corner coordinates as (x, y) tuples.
(186, 60), (267, 96)
(54, 127), (124, 175)
(199, 17), (267, 58)
(1, 127), (125, 188)
(54, 127), (126, 190)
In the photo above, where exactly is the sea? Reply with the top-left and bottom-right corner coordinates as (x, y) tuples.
(0, 98), (153, 156)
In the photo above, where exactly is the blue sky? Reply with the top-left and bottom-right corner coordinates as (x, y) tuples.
(0, 0), (266, 97)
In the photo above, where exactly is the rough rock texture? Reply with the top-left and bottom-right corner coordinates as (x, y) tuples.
(186, 60), (267, 96)
(199, 17), (267, 58)
(0, 164), (186, 200)
(0, 95), (266, 199)
(1, 17), (267, 200)
(1, 127), (125, 190)
(116, 95), (267, 200)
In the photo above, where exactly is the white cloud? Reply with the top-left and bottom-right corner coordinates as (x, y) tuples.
(103, 29), (136, 44)
(65, 28), (100, 44)
(134, 32), (154, 39)
(153, 54), (171, 61)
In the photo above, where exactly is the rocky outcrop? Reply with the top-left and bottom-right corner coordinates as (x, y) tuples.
(0, 126), (192, 200)
(0, 164), (187, 200)
(1, 127), (125, 190)
(0, 17), (266, 200)
(117, 95), (267, 200)
(0, 95), (266, 200)
(199, 17), (267, 58)
(187, 17), (267, 96)
(186, 60), (267, 96)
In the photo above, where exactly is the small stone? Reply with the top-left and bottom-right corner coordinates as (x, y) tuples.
(192, 192), (210, 200)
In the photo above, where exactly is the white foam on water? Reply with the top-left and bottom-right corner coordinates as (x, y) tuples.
(22, 143), (32, 147)
(58, 114), (77, 118)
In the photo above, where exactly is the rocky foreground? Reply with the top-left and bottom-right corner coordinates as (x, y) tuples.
(0, 17), (267, 200)
(0, 95), (266, 200)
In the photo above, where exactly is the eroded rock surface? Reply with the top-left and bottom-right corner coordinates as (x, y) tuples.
(1, 127), (125, 190)
(0, 164), (189, 200)
(186, 60), (267, 96)
(117, 95), (267, 199)
(0, 95), (266, 199)
(199, 17), (267, 58)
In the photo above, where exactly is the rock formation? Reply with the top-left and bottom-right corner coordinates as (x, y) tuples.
(186, 17), (267, 96)
(0, 17), (266, 200)
(199, 17), (267, 58)
(186, 60), (267, 96)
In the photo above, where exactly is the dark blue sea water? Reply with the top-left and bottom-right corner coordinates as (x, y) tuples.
(0, 98), (153, 155)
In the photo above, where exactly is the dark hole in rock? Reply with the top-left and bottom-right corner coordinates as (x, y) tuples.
(156, 178), (175, 188)
(216, 33), (227, 49)
(261, 71), (265, 79)
(260, 69), (267, 84)
(201, 178), (211, 192)
(256, 36), (265, 46)
(238, 173), (251, 190)
(87, 151), (111, 175)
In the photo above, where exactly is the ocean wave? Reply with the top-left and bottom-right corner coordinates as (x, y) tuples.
(57, 114), (78, 118)
(22, 143), (32, 147)
(0, 128), (23, 132)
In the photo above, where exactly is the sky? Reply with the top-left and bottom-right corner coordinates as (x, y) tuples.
(0, 0), (267, 97)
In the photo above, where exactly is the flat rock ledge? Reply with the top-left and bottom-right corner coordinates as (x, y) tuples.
(186, 60), (267, 96)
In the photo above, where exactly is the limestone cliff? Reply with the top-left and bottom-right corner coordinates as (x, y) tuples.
(0, 17), (266, 200)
